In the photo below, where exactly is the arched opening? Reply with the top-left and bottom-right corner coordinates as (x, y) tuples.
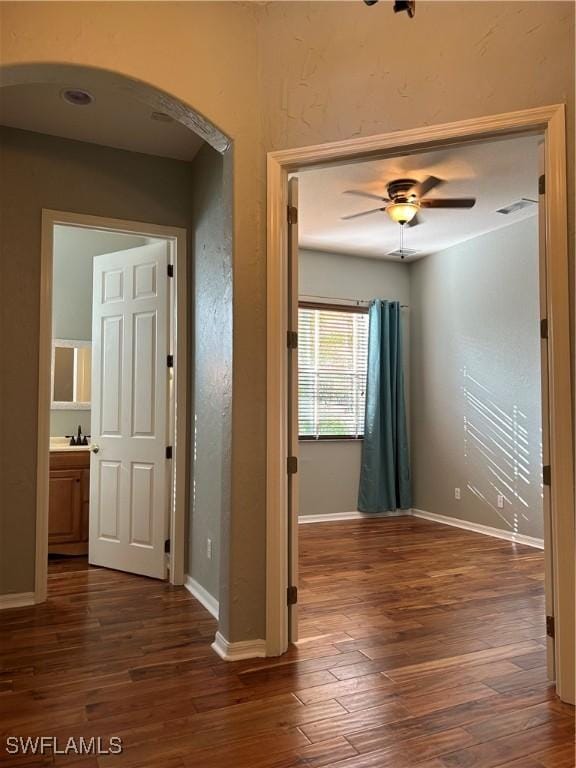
(0, 63), (233, 650)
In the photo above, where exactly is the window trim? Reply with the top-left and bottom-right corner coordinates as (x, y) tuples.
(297, 300), (368, 441)
(299, 300), (369, 315)
(299, 435), (363, 442)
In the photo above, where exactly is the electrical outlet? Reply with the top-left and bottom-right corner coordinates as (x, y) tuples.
(497, 495), (505, 509)
(454, 487), (461, 500)
(206, 538), (213, 560)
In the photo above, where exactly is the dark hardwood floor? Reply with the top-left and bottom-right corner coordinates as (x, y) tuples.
(1, 517), (573, 767)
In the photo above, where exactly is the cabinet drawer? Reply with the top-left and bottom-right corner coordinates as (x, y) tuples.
(50, 450), (90, 471)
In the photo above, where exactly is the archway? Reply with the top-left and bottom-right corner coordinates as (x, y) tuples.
(0, 62), (234, 650)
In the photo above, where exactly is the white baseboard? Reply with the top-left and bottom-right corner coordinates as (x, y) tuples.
(184, 575), (219, 619)
(411, 508), (544, 549)
(298, 508), (543, 549)
(299, 510), (410, 524)
(0, 591), (35, 610)
(211, 631), (267, 661)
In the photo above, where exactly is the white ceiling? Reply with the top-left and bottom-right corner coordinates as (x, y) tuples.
(298, 135), (540, 261)
(0, 82), (204, 161)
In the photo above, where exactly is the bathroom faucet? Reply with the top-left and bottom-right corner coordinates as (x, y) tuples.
(69, 426), (89, 446)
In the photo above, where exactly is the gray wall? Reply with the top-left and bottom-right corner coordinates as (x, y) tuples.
(53, 226), (148, 340)
(298, 249), (411, 517)
(188, 145), (232, 606)
(50, 226), (149, 437)
(0, 126), (195, 595)
(50, 411), (91, 439)
(410, 217), (543, 540)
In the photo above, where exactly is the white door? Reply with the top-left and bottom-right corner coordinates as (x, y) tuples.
(90, 242), (169, 579)
(287, 177), (299, 642)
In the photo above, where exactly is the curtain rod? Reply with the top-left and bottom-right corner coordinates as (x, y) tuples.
(300, 293), (409, 308)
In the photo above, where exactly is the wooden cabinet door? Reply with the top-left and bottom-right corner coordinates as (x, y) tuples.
(48, 469), (83, 544)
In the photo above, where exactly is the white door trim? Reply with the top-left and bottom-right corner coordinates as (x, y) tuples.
(266, 105), (575, 703)
(36, 210), (188, 601)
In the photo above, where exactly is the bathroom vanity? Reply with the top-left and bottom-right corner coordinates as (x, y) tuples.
(49, 443), (90, 555)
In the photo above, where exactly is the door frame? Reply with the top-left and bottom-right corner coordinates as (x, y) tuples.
(266, 104), (575, 703)
(36, 209), (188, 599)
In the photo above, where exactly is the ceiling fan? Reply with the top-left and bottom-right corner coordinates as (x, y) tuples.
(342, 176), (476, 227)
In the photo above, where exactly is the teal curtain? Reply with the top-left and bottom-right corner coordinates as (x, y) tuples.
(358, 300), (411, 512)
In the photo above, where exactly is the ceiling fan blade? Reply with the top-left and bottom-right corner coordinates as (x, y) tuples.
(412, 175), (444, 197)
(341, 207), (386, 220)
(344, 190), (390, 203)
(406, 212), (422, 227)
(420, 198), (476, 209)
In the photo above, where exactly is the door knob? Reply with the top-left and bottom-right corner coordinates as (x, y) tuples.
(90, 445), (100, 454)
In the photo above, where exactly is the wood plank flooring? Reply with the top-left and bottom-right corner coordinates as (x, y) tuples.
(1, 516), (573, 767)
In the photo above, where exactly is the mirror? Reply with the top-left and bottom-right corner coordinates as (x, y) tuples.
(51, 340), (92, 409)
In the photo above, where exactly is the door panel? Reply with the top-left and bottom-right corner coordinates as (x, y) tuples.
(100, 315), (123, 435)
(132, 312), (156, 436)
(90, 242), (169, 579)
(130, 463), (154, 546)
(98, 461), (121, 541)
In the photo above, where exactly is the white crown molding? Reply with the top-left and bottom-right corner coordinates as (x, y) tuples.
(0, 592), (35, 610)
(184, 575), (219, 620)
(412, 508), (544, 549)
(211, 631), (267, 662)
(299, 510), (409, 524)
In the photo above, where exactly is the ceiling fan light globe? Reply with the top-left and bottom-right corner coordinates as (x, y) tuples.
(387, 202), (419, 225)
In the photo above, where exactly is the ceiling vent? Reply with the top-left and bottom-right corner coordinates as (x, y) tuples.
(387, 248), (419, 259)
(496, 198), (537, 215)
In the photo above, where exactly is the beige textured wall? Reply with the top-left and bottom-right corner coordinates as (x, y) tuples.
(259, 3), (574, 155)
(0, 2), (573, 640)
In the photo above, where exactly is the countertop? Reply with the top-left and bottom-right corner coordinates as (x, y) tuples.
(50, 437), (91, 453)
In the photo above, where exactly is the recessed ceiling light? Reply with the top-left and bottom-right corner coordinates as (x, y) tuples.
(150, 112), (173, 123)
(61, 88), (94, 106)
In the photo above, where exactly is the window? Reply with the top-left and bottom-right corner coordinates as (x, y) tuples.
(298, 303), (369, 439)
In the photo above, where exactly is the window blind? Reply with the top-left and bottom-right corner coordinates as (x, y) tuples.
(298, 305), (369, 439)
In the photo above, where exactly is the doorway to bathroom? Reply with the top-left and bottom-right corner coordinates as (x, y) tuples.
(39, 210), (188, 596)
